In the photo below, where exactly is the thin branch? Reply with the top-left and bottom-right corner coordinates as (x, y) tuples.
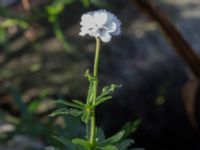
(131, 0), (200, 79)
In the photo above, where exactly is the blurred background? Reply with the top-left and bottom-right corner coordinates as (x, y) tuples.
(0, 0), (200, 149)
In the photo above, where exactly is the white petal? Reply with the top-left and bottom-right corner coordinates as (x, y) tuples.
(80, 14), (95, 26)
(93, 11), (108, 26)
(88, 27), (99, 37)
(79, 30), (86, 36)
(100, 32), (111, 42)
(90, 33), (99, 38)
(105, 22), (117, 33)
(79, 27), (88, 36)
(111, 26), (121, 35)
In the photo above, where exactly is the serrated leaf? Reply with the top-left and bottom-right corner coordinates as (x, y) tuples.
(49, 108), (83, 117)
(96, 84), (121, 102)
(54, 100), (84, 109)
(98, 130), (125, 146)
(72, 138), (90, 149)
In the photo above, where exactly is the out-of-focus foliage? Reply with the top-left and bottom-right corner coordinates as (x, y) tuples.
(0, 87), (85, 148)
(0, 18), (28, 29)
(0, 0), (116, 149)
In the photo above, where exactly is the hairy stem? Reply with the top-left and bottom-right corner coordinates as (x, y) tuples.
(89, 37), (101, 148)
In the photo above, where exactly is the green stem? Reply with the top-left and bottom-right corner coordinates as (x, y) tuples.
(89, 37), (101, 148)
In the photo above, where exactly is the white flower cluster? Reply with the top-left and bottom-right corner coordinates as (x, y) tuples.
(79, 10), (121, 42)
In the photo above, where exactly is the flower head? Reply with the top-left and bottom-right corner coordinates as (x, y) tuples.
(79, 9), (121, 42)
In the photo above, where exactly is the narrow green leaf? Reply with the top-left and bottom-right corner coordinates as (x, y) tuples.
(72, 100), (85, 107)
(81, 111), (90, 124)
(102, 84), (121, 93)
(54, 100), (84, 109)
(120, 119), (141, 138)
(85, 70), (96, 104)
(117, 139), (134, 150)
(95, 96), (112, 107)
(98, 130), (125, 146)
(52, 136), (76, 150)
(84, 69), (93, 81)
(96, 128), (106, 142)
(72, 138), (90, 149)
(86, 81), (94, 104)
(49, 108), (83, 117)
(96, 84), (121, 101)
(100, 145), (118, 150)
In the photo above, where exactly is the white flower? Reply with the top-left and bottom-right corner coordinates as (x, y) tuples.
(79, 9), (121, 42)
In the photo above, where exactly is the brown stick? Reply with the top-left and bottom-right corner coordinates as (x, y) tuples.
(131, 0), (200, 79)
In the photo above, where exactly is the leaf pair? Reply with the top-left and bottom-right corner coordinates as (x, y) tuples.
(49, 108), (83, 117)
(53, 99), (84, 109)
(85, 69), (121, 107)
(95, 84), (121, 107)
(49, 99), (93, 124)
(49, 100), (85, 118)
